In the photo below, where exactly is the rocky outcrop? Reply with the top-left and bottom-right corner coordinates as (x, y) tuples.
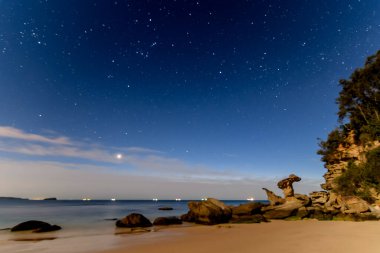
(262, 188), (285, 205)
(277, 174), (301, 200)
(322, 132), (380, 192)
(11, 220), (61, 233)
(231, 202), (264, 216)
(338, 196), (370, 214)
(260, 174), (309, 219)
(230, 214), (267, 223)
(181, 198), (232, 225)
(262, 200), (304, 219)
(116, 213), (152, 228)
(153, 216), (182, 226)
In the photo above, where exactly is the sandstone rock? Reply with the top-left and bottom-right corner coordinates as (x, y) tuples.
(339, 196), (370, 214)
(181, 198), (232, 225)
(262, 200), (304, 219)
(296, 207), (309, 218)
(262, 188), (285, 206)
(231, 202), (264, 216)
(11, 220), (61, 233)
(116, 213), (152, 228)
(310, 191), (329, 206)
(153, 216), (182, 226)
(230, 214), (267, 223)
(294, 194), (311, 206)
(277, 174), (301, 200)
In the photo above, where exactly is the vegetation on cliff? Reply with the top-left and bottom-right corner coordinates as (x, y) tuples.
(318, 50), (380, 201)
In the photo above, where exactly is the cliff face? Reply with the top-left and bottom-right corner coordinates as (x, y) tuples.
(321, 131), (380, 199)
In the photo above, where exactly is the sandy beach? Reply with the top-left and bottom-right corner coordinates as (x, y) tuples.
(100, 220), (380, 253)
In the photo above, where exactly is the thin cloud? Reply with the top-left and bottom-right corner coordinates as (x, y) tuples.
(0, 126), (71, 145)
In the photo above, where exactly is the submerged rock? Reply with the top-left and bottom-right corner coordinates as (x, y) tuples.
(116, 213), (152, 228)
(181, 198), (232, 225)
(153, 216), (182, 226)
(11, 220), (61, 233)
(158, 207), (174, 211)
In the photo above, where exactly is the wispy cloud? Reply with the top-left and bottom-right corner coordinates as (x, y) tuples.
(0, 125), (323, 198)
(0, 126), (71, 145)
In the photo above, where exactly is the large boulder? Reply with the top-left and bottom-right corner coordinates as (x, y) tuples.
(181, 198), (232, 225)
(262, 200), (304, 219)
(338, 196), (370, 214)
(116, 213), (152, 228)
(11, 220), (61, 233)
(231, 202), (264, 216)
(153, 216), (182, 226)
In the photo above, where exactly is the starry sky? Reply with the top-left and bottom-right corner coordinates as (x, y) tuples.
(0, 0), (379, 199)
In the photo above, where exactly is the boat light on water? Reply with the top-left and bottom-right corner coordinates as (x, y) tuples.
(110, 198), (116, 201)
(82, 198), (91, 201)
(175, 198), (181, 201)
(246, 197), (255, 201)
(152, 198), (158, 202)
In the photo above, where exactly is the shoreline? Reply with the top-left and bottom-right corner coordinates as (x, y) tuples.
(97, 220), (380, 253)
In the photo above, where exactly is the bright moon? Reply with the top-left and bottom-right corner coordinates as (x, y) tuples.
(116, 153), (123, 160)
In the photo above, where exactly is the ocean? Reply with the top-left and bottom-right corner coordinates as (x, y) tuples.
(0, 199), (256, 253)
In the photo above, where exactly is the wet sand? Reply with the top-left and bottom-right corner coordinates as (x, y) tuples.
(99, 220), (380, 253)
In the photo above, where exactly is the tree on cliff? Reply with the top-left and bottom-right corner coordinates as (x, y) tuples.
(337, 50), (380, 142)
(318, 50), (380, 202)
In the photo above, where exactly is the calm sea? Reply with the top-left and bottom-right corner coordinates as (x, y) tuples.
(0, 199), (265, 253)
(0, 199), (254, 229)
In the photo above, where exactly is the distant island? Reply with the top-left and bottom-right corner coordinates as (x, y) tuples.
(0, 197), (28, 200)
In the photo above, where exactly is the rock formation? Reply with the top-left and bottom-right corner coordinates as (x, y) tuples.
(181, 198), (232, 225)
(153, 216), (182, 226)
(262, 188), (285, 205)
(277, 174), (301, 200)
(116, 213), (153, 228)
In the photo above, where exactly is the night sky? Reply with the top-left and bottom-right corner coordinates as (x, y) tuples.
(0, 1), (379, 199)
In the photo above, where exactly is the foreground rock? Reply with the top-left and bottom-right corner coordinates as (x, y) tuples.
(11, 220), (61, 233)
(116, 213), (152, 228)
(231, 202), (264, 216)
(153, 216), (182, 225)
(262, 200), (305, 219)
(181, 198), (232, 225)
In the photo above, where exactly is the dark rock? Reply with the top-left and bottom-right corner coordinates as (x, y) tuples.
(296, 207), (309, 218)
(181, 198), (232, 225)
(35, 225), (61, 233)
(230, 214), (268, 223)
(43, 198), (57, 201)
(232, 202), (264, 216)
(116, 213), (153, 228)
(158, 207), (174, 211)
(104, 218), (118, 221)
(11, 220), (61, 233)
(153, 216), (182, 226)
